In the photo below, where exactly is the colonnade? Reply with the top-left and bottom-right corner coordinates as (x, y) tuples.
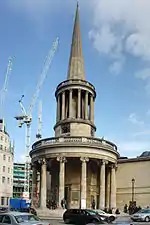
(56, 89), (94, 123)
(31, 157), (117, 210)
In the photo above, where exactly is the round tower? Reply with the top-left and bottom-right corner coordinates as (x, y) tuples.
(54, 4), (96, 138)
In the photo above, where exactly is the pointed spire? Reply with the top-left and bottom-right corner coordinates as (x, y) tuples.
(67, 2), (85, 80)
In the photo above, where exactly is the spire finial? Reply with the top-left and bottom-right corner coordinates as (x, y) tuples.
(67, 1), (85, 80)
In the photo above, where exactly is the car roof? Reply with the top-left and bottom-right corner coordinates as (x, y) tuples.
(0, 211), (33, 216)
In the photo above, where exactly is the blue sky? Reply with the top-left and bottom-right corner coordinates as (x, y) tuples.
(1, 0), (150, 161)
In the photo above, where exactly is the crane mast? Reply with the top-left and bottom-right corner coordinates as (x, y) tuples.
(0, 57), (13, 120)
(15, 37), (59, 198)
(36, 101), (42, 140)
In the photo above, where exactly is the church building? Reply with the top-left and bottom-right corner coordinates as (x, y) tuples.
(30, 4), (150, 212)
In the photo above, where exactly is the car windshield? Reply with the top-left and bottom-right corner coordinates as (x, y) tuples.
(15, 214), (40, 223)
(86, 210), (97, 215)
(138, 209), (150, 214)
(96, 210), (105, 214)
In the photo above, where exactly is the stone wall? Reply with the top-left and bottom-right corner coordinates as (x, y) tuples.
(116, 159), (150, 210)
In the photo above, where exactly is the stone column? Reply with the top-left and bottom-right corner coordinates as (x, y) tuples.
(62, 92), (65, 120)
(80, 157), (89, 209)
(99, 160), (106, 210)
(56, 95), (60, 122)
(40, 158), (47, 209)
(85, 91), (88, 120)
(78, 89), (81, 118)
(110, 164), (117, 210)
(31, 164), (37, 207)
(69, 89), (73, 118)
(57, 156), (66, 206)
(90, 95), (94, 123)
(105, 167), (111, 210)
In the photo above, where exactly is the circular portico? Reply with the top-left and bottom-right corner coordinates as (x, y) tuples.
(30, 136), (119, 210)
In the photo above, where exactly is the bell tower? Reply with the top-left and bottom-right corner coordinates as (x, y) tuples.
(54, 3), (96, 137)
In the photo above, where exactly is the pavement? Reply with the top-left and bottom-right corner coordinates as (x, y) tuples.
(42, 216), (150, 225)
(38, 210), (150, 225)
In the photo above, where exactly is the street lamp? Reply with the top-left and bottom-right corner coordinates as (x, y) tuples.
(131, 178), (135, 202)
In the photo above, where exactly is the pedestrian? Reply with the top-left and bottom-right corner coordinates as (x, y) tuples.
(91, 198), (95, 210)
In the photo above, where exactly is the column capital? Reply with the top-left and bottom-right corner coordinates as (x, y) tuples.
(80, 157), (89, 163)
(57, 156), (67, 163)
(31, 163), (37, 170)
(110, 163), (117, 170)
(38, 158), (47, 166)
(100, 159), (108, 165)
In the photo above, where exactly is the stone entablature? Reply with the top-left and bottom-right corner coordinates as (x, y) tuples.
(31, 137), (118, 161)
(30, 137), (119, 165)
(55, 79), (96, 97)
(32, 136), (117, 151)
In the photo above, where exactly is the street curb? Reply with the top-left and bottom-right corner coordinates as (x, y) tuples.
(40, 217), (62, 220)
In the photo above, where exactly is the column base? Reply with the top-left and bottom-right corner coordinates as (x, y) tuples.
(37, 208), (66, 219)
(81, 199), (86, 209)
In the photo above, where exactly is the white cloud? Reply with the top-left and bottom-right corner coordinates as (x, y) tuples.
(135, 68), (150, 96)
(128, 113), (144, 126)
(89, 0), (150, 74)
(146, 110), (150, 116)
(109, 58), (125, 75)
(132, 130), (150, 137)
(135, 68), (150, 80)
(118, 140), (150, 157)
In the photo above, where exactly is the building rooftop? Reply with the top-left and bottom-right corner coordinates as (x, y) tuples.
(118, 151), (150, 163)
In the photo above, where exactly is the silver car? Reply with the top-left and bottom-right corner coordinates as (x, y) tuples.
(94, 209), (116, 222)
(0, 211), (50, 225)
(131, 208), (150, 222)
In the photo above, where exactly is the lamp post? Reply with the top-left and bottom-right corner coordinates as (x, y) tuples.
(131, 178), (135, 202)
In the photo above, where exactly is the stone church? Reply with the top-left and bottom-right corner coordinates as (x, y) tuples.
(30, 4), (150, 211)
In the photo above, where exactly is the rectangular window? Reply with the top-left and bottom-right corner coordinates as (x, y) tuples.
(3, 166), (5, 172)
(1, 136), (3, 141)
(7, 178), (10, 184)
(2, 176), (5, 183)
(3, 155), (6, 160)
(0, 145), (2, 150)
(1, 197), (4, 205)
(8, 157), (10, 162)
(8, 167), (10, 173)
(6, 197), (9, 205)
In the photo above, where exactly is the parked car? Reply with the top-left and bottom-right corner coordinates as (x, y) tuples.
(63, 209), (106, 224)
(94, 209), (116, 223)
(0, 208), (8, 213)
(0, 211), (50, 225)
(87, 223), (131, 225)
(131, 208), (150, 222)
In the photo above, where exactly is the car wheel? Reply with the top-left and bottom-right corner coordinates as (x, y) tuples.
(109, 216), (115, 222)
(145, 216), (150, 222)
(91, 219), (98, 223)
(64, 218), (70, 224)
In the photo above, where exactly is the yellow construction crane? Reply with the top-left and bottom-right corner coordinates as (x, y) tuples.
(15, 37), (59, 198)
